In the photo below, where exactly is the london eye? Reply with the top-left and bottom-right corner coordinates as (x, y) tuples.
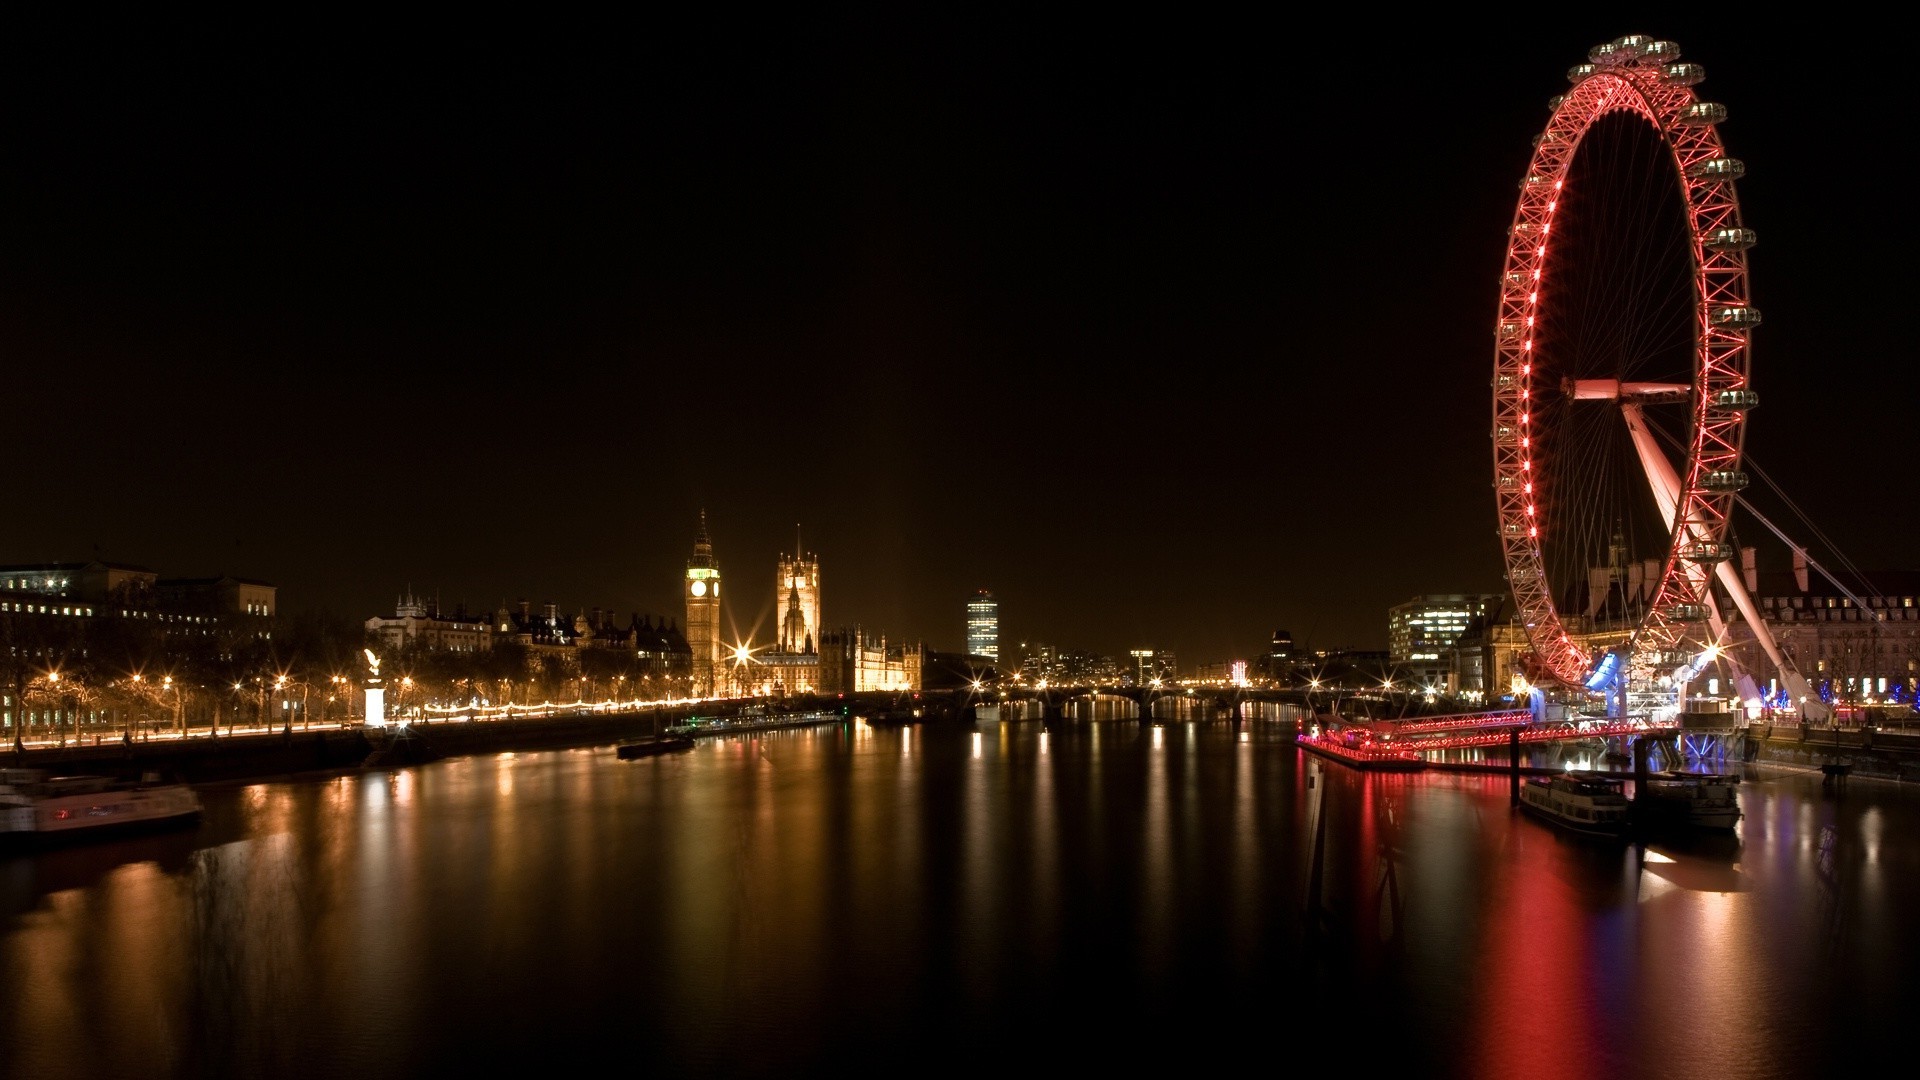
(1490, 34), (1805, 713)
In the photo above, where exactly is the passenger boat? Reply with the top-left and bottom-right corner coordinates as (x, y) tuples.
(1518, 771), (1629, 836)
(1632, 770), (1741, 831)
(615, 733), (696, 759)
(0, 769), (202, 846)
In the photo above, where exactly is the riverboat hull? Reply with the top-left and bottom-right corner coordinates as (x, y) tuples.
(1519, 771), (1630, 837)
(1632, 772), (1742, 831)
(0, 769), (202, 848)
(616, 735), (696, 759)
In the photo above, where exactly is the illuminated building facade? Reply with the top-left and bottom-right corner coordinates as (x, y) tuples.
(1130, 647), (1176, 684)
(1714, 558), (1920, 712)
(368, 590), (491, 652)
(777, 537), (820, 654)
(750, 540), (821, 696)
(0, 559), (277, 738)
(685, 512), (722, 696)
(0, 559), (274, 626)
(966, 589), (999, 660)
(1390, 594), (1503, 687)
(482, 600), (689, 676)
(818, 627), (922, 694)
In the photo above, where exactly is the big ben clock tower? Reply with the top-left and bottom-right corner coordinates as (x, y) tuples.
(686, 510), (722, 697)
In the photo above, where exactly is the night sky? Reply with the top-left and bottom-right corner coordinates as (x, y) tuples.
(1, 16), (1908, 665)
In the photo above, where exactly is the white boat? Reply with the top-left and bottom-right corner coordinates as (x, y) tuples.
(1519, 771), (1630, 836)
(0, 768), (202, 845)
(1632, 770), (1742, 831)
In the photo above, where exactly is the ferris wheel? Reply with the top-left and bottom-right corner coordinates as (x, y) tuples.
(1491, 35), (1765, 695)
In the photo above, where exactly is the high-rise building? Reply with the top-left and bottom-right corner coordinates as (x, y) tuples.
(685, 511), (722, 696)
(1389, 594), (1503, 688)
(1130, 648), (1176, 684)
(966, 589), (999, 660)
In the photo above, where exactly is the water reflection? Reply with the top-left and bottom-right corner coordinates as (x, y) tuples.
(1, 721), (1916, 1078)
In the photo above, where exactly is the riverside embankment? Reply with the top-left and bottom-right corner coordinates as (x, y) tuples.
(5, 704), (714, 786)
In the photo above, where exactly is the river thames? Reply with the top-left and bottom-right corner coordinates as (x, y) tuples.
(2, 718), (1914, 1079)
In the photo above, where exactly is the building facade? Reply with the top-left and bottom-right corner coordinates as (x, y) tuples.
(752, 541), (822, 696)
(966, 589), (999, 661)
(818, 627), (922, 694)
(368, 591), (492, 653)
(485, 599), (692, 678)
(777, 538), (820, 655)
(1389, 594), (1504, 688)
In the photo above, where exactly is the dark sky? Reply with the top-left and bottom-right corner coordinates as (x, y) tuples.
(1, 16), (1909, 665)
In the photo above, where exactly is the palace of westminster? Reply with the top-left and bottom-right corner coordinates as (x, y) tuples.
(366, 513), (927, 697)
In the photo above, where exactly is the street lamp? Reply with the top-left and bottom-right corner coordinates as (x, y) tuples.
(164, 675), (180, 737)
(48, 669), (66, 747)
(127, 672), (143, 743)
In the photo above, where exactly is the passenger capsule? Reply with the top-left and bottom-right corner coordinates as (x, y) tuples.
(1668, 603), (1709, 623)
(1711, 305), (1762, 329)
(1687, 156), (1745, 181)
(1665, 63), (1706, 87)
(1493, 423), (1520, 445)
(1711, 389), (1761, 411)
(1547, 94), (1565, 110)
(1503, 271), (1532, 290)
(1701, 470), (1750, 492)
(1568, 63), (1597, 83)
(1681, 542), (1735, 564)
(1679, 101), (1726, 126)
(1612, 34), (1651, 59)
(1498, 322), (1523, 340)
(1642, 40), (1681, 62)
(1703, 227), (1758, 252)
(1509, 222), (1541, 238)
(1588, 42), (1619, 64)
(1521, 172), (1555, 189)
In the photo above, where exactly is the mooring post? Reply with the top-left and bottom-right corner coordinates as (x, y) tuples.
(1509, 728), (1521, 806)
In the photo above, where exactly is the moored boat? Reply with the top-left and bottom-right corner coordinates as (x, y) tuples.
(1632, 770), (1741, 830)
(1519, 770), (1629, 836)
(0, 768), (202, 846)
(615, 734), (696, 759)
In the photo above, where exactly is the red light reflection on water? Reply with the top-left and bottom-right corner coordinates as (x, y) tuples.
(1468, 819), (1618, 1078)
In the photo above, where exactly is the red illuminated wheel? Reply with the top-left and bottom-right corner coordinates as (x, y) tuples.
(1492, 35), (1757, 688)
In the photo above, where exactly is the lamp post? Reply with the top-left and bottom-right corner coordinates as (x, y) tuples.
(48, 670), (65, 747)
(127, 672), (143, 743)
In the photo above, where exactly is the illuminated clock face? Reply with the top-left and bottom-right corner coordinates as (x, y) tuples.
(689, 580), (707, 597)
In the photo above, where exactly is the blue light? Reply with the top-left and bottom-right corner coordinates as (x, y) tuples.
(1583, 650), (1622, 691)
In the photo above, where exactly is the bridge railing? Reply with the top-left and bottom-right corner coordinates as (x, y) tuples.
(1368, 710), (1532, 734)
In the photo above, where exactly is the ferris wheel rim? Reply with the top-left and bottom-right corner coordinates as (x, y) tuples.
(1492, 36), (1756, 688)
